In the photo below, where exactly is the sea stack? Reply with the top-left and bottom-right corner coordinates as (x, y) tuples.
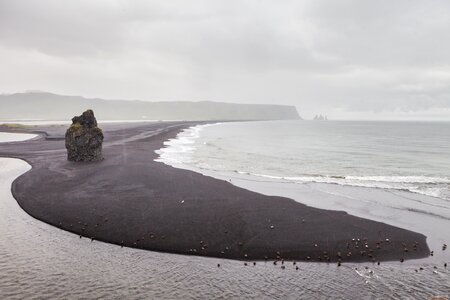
(65, 109), (104, 162)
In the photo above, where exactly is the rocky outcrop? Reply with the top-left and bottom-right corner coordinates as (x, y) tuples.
(65, 109), (103, 162)
(313, 114), (328, 121)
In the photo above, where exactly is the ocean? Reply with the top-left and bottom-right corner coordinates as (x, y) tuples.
(157, 120), (450, 201)
(157, 119), (450, 265)
(1, 127), (449, 299)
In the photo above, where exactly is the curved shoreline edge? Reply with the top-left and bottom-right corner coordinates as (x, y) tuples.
(1, 122), (430, 262)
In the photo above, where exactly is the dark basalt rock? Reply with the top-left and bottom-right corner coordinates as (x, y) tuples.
(65, 109), (103, 162)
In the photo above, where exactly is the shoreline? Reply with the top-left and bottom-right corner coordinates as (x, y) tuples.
(155, 122), (449, 263)
(1, 157), (447, 299)
(0, 122), (430, 262)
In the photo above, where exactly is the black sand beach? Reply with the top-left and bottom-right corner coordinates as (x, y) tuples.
(0, 122), (429, 262)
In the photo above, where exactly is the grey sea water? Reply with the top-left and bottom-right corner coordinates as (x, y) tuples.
(158, 120), (450, 201)
(1, 129), (449, 299)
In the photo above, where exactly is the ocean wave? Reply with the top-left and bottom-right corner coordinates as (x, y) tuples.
(155, 123), (449, 200)
(155, 123), (221, 165)
(237, 172), (449, 199)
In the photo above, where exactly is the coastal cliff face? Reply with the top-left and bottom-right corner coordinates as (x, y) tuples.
(65, 110), (103, 162)
(0, 92), (301, 121)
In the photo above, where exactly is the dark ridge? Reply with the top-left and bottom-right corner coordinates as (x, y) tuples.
(0, 92), (301, 121)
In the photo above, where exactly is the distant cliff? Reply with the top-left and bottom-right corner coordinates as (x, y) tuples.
(0, 92), (301, 121)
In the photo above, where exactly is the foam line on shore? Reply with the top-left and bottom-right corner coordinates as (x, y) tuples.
(155, 124), (449, 200)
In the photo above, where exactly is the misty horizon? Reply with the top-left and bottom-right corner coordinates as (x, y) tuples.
(1, 90), (449, 122)
(1, 1), (449, 121)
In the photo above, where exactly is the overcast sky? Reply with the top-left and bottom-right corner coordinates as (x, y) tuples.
(1, 0), (449, 120)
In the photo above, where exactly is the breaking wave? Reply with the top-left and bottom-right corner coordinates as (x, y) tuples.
(156, 123), (450, 201)
(155, 124), (220, 165)
(235, 172), (450, 200)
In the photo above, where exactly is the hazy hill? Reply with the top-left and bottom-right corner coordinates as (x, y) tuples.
(0, 92), (301, 121)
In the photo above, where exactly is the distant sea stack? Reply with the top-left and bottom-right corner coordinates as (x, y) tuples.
(65, 109), (104, 162)
(313, 114), (328, 121)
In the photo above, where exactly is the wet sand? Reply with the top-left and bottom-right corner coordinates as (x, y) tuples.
(0, 121), (429, 262)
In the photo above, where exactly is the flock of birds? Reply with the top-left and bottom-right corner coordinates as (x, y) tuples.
(68, 217), (448, 275)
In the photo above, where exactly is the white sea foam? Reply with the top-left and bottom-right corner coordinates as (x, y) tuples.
(234, 173), (449, 199)
(155, 123), (221, 165)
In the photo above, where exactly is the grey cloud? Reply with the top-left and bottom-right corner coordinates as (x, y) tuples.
(0, 0), (449, 119)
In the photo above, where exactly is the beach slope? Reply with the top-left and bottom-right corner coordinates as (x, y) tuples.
(0, 122), (429, 262)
